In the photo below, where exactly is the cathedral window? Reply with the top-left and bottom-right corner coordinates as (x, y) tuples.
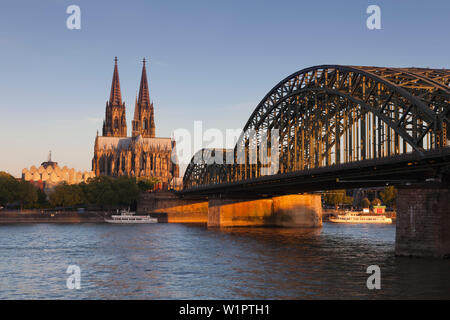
(114, 118), (119, 129)
(107, 158), (112, 175)
(141, 154), (146, 172)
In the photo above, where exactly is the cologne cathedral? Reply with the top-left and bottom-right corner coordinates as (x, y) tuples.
(92, 57), (179, 185)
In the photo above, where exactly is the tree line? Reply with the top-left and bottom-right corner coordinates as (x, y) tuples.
(49, 176), (158, 209)
(322, 186), (397, 209)
(0, 171), (158, 210)
(0, 172), (46, 209)
(1, 169), (398, 211)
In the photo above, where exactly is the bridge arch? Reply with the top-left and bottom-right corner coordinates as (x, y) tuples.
(184, 65), (450, 189)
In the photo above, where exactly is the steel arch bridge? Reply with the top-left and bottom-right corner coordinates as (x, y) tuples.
(183, 65), (450, 195)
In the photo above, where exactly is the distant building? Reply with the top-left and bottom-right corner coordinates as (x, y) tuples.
(92, 57), (180, 187)
(22, 152), (95, 191)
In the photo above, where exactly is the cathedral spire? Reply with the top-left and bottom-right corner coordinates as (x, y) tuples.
(137, 58), (150, 107)
(133, 92), (139, 121)
(102, 57), (127, 137)
(132, 57), (155, 138)
(109, 56), (123, 106)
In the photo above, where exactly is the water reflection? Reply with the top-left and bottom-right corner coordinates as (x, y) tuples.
(0, 223), (448, 299)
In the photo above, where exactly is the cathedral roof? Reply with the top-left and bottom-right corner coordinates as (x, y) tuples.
(96, 135), (172, 151)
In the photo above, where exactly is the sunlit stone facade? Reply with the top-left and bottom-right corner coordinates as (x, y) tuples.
(22, 155), (95, 189)
(92, 58), (179, 184)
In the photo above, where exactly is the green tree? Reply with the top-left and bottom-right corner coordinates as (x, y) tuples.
(82, 176), (116, 208)
(0, 171), (19, 206)
(16, 180), (38, 210)
(0, 172), (41, 210)
(46, 175), (145, 210)
(343, 195), (354, 206)
(380, 186), (398, 207)
(323, 190), (345, 209)
(112, 176), (140, 207)
(82, 176), (139, 209)
(361, 197), (371, 208)
(49, 183), (84, 208)
(36, 188), (49, 208)
(371, 198), (382, 207)
(137, 177), (158, 192)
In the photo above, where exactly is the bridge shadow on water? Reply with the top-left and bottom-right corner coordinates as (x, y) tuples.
(195, 223), (450, 299)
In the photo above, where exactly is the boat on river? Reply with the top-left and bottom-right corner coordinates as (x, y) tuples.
(104, 209), (158, 224)
(329, 211), (392, 224)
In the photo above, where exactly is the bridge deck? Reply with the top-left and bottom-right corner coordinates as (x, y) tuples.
(180, 147), (450, 197)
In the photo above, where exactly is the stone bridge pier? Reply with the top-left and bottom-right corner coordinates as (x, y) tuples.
(139, 186), (450, 258)
(207, 195), (322, 228)
(138, 192), (208, 223)
(395, 183), (450, 258)
(138, 192), (322, 228)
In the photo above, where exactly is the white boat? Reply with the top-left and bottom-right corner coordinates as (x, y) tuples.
(105, 209), (158, 224)
(329, 211), (392, 224)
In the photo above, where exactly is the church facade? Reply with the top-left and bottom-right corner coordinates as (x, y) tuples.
(92, 57), (179, 184)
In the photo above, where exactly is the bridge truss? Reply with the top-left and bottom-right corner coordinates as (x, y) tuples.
(183, 65), (450, 191)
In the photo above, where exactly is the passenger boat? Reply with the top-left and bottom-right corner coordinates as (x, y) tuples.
(329, 211), (392, 224)
(104, 209), (158, 224)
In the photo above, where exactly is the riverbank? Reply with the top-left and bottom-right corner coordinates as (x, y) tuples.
(0, 211), (107, 223)
(0, 209), (397, 224)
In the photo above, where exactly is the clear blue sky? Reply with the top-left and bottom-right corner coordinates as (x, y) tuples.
(0, 0), (449, 177)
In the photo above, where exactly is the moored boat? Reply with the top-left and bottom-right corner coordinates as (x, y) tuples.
(329, 211), (392, 224)
(104, 209), (158, 224)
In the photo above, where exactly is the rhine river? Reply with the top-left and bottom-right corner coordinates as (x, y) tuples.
(0, 222), (449, 299)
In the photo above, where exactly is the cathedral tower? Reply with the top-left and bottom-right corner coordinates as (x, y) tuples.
(93, 57), (179, 186)
(132, 58), (155, 138)
(102, 57), (127, 137)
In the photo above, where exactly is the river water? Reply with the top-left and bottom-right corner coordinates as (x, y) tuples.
(0, 222), (449, 299)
